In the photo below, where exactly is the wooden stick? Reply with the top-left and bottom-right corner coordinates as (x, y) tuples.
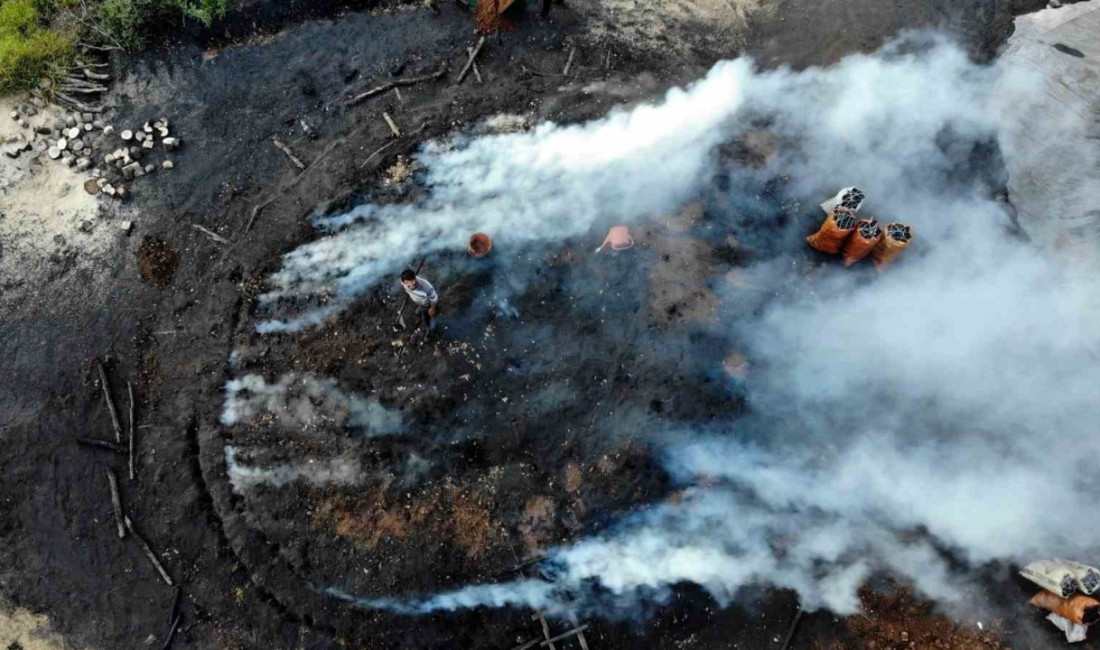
(605, 49), (611, 70)
(272, 138), (305, 170)
(97, 363), (123, 443)
(167, 586), (181, 627)
(521, 64), (564, 78)
(562, 48), (576, 76)
(360, 139), (400, 168)
(77, 437), (126, 454)
(382, 112), (401, 137)
(455, 36), (487, 85)
(467, 47), (483, 83)
(161, 614), (181, 650)
(346, 65), (448, 105)
(79, 42), (121, 52)
(780, 607), (803, 650)
(106, 469), (126, 539)
(124, 515), (174, 586)
(127, 381), (135, 481)
(191, 224), (231, 245)
(540, 625), (587, 647)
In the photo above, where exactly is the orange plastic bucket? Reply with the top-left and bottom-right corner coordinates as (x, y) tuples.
(597, 226), (634, 252)
(469, 233), (492, 258)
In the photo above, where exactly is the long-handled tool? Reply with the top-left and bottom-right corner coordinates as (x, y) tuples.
(395, 256), (427, 330)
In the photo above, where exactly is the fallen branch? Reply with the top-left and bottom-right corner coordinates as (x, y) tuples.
(82, 68), (111, 81)
(79, 42), (121, 52)
(62, 76), (106, 89)
(59, 85), (107, 95)
(127, 381), (135, 482)
(382, 112), (401, 137)
(359, 139), (400, 168)
(562, 47), (576, 76)
(780, 606), (803, 650)
(191, 224), (231, 245)
(360, 121), (428, 168)
(106, 469), (126, 539)
(55, 93), (102, 113)
(272, 138), (305, 170)
(346, 65), (448, 106)
(455, 36), (486, 85)
(161, 614), (181, 650)
(124, 515), (174, 586)
(77, 59), (110, 69)
(167, 586), (181, 626)
(97, 363), (123, 443)
(520, 64), (564, 78)
(77, 437), (126, 454)
(467, 46), (483, 83)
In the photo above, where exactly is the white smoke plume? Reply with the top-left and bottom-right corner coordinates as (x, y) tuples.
(313, 31), (1100, 619)
(221, 373), (402, 436)
(255, 60), (755, 332)
(225, 445), (362, 491)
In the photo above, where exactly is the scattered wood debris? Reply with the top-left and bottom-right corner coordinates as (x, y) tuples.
(456, 36), (487, 85)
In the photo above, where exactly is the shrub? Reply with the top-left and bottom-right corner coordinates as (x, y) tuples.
(97, 0), (227, 49)
(0, 0), (74, 92)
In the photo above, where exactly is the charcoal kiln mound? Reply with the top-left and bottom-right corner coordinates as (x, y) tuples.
(197, 110), (1019, 642)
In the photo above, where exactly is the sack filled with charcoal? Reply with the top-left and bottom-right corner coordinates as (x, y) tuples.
(842, 218), (883, 267)
(871, 222), (913, 270)
(1029, 590), (1100, 626)
(806, 209), (858, 254)
(820, 187), (866, 214)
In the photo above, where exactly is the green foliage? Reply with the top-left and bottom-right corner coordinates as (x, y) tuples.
(0, 0), (226, 95)
(97, 0), (227, 49)
(0, 0), (74, 93)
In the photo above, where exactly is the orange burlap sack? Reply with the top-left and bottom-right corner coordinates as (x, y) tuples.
(871, 223), (913, 270)
(474, 0), (517, 34)
(1030, 590), (1100, 625)
(842, 219), (883, 267)
(806, 210), (857, 254)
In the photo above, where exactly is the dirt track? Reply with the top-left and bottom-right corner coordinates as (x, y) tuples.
(0, 0), (1066, 648)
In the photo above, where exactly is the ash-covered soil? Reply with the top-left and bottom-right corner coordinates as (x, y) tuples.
(0, 0), (1072, 648)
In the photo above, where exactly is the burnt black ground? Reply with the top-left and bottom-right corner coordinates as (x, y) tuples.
(0, 0), (1075, 648)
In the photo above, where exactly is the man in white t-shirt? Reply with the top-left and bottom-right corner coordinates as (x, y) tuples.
(400, 268), (439, 329)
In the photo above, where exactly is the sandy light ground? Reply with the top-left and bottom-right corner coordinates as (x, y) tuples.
(574, 0), (774, 54)
(0, 601), (94, 650)
(0, 97), (123, 290)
